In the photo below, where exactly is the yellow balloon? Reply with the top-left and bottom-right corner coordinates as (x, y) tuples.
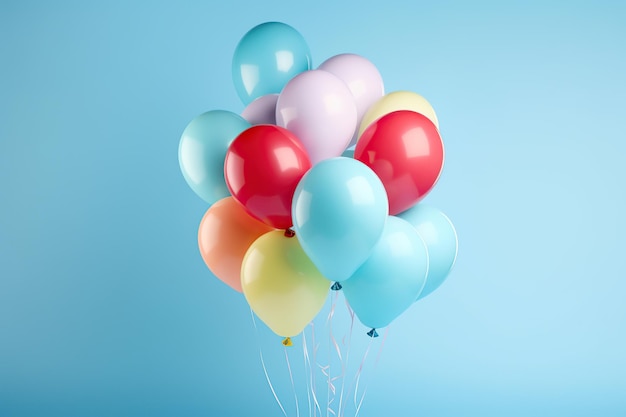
(358, 91), (439, 138)
(241, 231), (330, 337)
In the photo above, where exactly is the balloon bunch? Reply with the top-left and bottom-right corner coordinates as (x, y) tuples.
(179, 22), (458, 344)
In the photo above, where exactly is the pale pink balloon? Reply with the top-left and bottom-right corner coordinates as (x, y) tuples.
(276, 70), (357, 165)
(241, 94), (279, 125)
(319, 54), (384, 146)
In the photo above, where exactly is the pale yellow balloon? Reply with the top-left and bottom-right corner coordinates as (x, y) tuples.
(358, 91), (439, 138)
(241, 231), (330, 337)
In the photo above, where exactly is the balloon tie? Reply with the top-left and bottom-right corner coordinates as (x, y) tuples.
(331, 282), (342, 291)
(282, 337), (293, 347)
(366, 328), (378, 338)
(284, 228), (296, 237)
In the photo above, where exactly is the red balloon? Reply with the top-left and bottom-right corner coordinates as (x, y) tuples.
(224, 125), (312, 229)
(355, 110), (444, 215)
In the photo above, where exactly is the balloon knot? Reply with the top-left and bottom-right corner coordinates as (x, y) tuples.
(284, 228), (295, 238)
(330, 282), (342, 291)
(367, 328), (379, 338)
(282, 337), (293, 346)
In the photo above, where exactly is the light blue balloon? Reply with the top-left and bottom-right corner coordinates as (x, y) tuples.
(342, 216), (429, 329)
(178, 110), (250, 205)
(232, 22), (312, 105)
(292, 157), (388, 283)
(398, 204), (458, 300)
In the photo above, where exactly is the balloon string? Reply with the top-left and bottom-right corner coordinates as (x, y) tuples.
(354, 327), (389, 417)
(337, 298), (355, 417)
(350, 332), (374, 412)
(330, 292), (343, 361)
(328, 291), (346, 417)
(311, 321), (322, 416)
(285, 345), (300, 417)
(302, 332), (312, 417)
(325, 291), (340, 416)
(303, 328), (321, 417)
(250, 309), (288, 417)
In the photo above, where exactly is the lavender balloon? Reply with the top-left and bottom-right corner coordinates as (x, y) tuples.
(276, 70), (357, 164)
(241, 94), (279, 125)
(319, 54), (384, 146)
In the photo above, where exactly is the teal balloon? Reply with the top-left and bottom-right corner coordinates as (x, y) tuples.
(232, 22), (312, 105)
(342, 216), (429, 329)
(178, 110), (251, 205)
(292, 157), (388, 282)
(341, 145), (355, 158)
(398, 204), (458, 299)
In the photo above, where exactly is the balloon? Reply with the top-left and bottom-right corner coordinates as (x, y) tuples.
(232, 22), (312, 105)
(241, 94), (279, 125)
(292, 157), (388, 283)
(198, 197), (274, 292)
(318, 53), (384, 147)
(398, 204), (458, 300)
(242, 231), (330, 337)
(224, 125), (312, 229)
(355, 110), (444, 215)
(179, 110), (251, 205)
(358, 91), (439, 139)
(276, 70), (357, 164)
(342, 145), (355, 159)
(342, 216), (429, 329)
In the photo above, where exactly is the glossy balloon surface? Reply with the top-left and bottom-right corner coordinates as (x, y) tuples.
(178, 110), (250, 205)
(319, 53), (384, 146)
(242, 231), (330, 337)
(355, 110), (444, 215)
(398, 204), (458, 300)
(358, 90), (439, 138)
(276, 70), (357, 164)
(241, 94), (279, 125)
(232, 22), (311, 105)
(224, 125), (312, 229)
(198, 197), (274, 292)
(292, 157), (388, 282)
(343, 216), (429, 329)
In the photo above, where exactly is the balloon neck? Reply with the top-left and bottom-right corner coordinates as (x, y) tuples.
(284, 228), (295, 238)
(330, 282), (342, 291)
(367, 328), (379, 338)
(282, 337), (293, 346)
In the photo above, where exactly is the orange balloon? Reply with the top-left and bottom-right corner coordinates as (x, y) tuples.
(198, 197), (274, 292)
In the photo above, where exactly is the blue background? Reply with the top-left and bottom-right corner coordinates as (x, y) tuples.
(2, 1), (625, 416)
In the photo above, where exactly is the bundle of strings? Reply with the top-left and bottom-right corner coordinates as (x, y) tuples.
(250, 292), (388, 417)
